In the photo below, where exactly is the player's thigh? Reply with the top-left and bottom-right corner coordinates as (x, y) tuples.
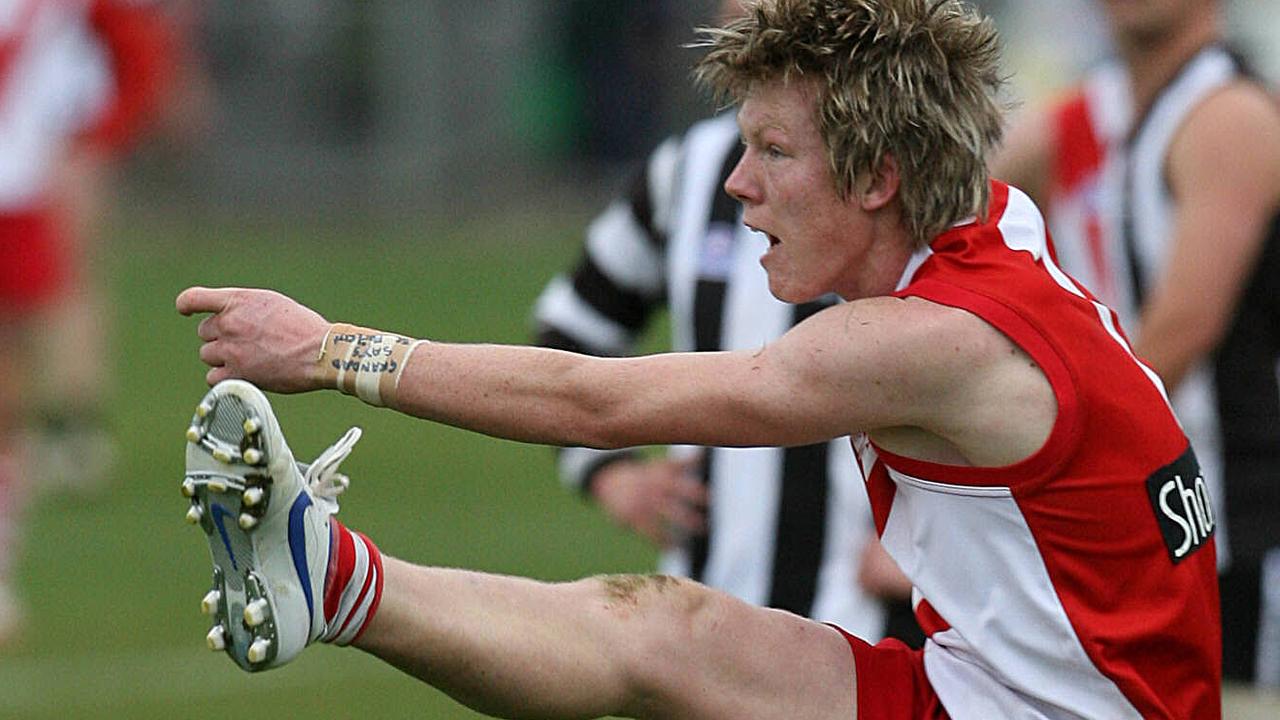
(633, 586), (858, 720)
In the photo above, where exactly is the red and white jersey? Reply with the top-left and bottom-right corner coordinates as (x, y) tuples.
(0, 0), (111, 208)
(0, 0), (174, 209)
(1039, 63), (1130, 306)
(856, 181), (1221, 719)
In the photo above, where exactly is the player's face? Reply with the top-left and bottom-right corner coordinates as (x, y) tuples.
(725, 80), (870, 303)
(1097, 0), (1213, 46)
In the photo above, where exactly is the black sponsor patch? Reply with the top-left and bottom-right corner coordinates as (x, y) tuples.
(1146, 446), (1215, 564)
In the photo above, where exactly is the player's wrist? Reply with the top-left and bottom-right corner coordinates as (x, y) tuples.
(316, 322), (428, 407)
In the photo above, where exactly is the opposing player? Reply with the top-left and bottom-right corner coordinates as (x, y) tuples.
(178, 1), (1221, 717)
(993, 0), (1280, 686)
(533, 0), (915, 645)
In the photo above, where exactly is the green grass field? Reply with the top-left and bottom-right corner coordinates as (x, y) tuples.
(0, 207), (657, 719)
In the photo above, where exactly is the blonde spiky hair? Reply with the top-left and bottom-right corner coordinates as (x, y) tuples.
(694, 0), (1007, 244)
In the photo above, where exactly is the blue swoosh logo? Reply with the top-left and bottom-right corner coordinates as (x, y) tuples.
(288, 493), (315, 619)
(210, 504), (239, 571)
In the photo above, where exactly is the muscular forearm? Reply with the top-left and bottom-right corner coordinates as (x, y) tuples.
(358, 336), (793, 450)
(175, 287), (836, 451)
(388, 341), (635, 447)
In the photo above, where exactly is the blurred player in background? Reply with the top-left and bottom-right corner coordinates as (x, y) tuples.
(0, 0), (178, 647)
(177, 1), (1221, 716)
(993, 0), (1280, 687)
(32, 0), (202, 499)
(532, 0), (918, 648)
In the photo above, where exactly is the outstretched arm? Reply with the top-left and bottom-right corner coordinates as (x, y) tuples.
(175, 286), (882, 449)
(177, 286), (1052, 464)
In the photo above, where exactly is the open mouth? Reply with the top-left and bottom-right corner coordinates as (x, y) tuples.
(746, 221), (781, 248)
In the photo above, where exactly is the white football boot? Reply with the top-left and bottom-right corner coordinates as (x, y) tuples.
(182, 379), (362, 671)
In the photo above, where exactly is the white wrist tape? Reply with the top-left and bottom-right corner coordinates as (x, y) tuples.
(317, 323), (427, 407)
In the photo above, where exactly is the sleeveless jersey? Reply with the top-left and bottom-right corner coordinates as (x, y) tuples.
(1046, 45), (1280, 564)
(857, 181), (1221, 719)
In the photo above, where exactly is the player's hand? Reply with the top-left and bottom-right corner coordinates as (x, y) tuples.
(176, 286), (330, 393)
(591, 456), (708, 549)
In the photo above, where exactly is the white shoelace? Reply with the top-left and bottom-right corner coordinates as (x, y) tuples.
(304, 427), (363, 500)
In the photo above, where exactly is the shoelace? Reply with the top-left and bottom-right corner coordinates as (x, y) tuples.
(304, 427), (363, 499)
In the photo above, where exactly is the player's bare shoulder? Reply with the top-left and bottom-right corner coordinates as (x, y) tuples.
(1172, 80), (1280, 195)
(844, 295), (1058, 467)
(782, 295), (1027, 385)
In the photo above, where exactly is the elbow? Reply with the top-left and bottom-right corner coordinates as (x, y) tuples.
(549, 400), (632, 449)
(559, 374), (651, 449)
(1140, 311), (1231, 382)
(540, 356), (642, 449)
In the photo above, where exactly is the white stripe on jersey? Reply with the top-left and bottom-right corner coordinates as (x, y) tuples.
(644, 136), (681, 240)
(876, 459), (1143, 720)
(1114, 49), (1236, 565)
(894, 245), (934, 292)
(1128, 50), (1236, 294)
(704, 445), (784, 608)
(699, 223), (791, 608)
(994, 186), (1050, 261)
(584, 201), (665, 298)
(667, 114), (742, 353)
(1001, 187), (1173, 407)
(532, 277), (632, 355)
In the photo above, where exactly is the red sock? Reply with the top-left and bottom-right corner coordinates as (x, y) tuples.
(320, 517), (384, 645)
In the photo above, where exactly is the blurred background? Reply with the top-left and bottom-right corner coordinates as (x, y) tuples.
(1, 1), (1278, 718)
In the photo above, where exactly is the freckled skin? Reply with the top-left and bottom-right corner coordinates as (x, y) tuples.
(724, 82), (883, 304)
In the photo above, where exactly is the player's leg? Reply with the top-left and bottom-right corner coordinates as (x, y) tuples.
(0, 318), (29, 648)
(356, 560), (858, 720)
(180, 379), (859, 719)
(32, 152), (118, 496)
(0, 210), (65, 648)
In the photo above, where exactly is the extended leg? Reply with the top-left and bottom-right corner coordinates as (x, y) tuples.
(356, 560), (857, 720)
(180, 380), (859, 719)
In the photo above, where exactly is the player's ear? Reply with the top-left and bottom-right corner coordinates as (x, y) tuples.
(859, 154), (900, 211)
